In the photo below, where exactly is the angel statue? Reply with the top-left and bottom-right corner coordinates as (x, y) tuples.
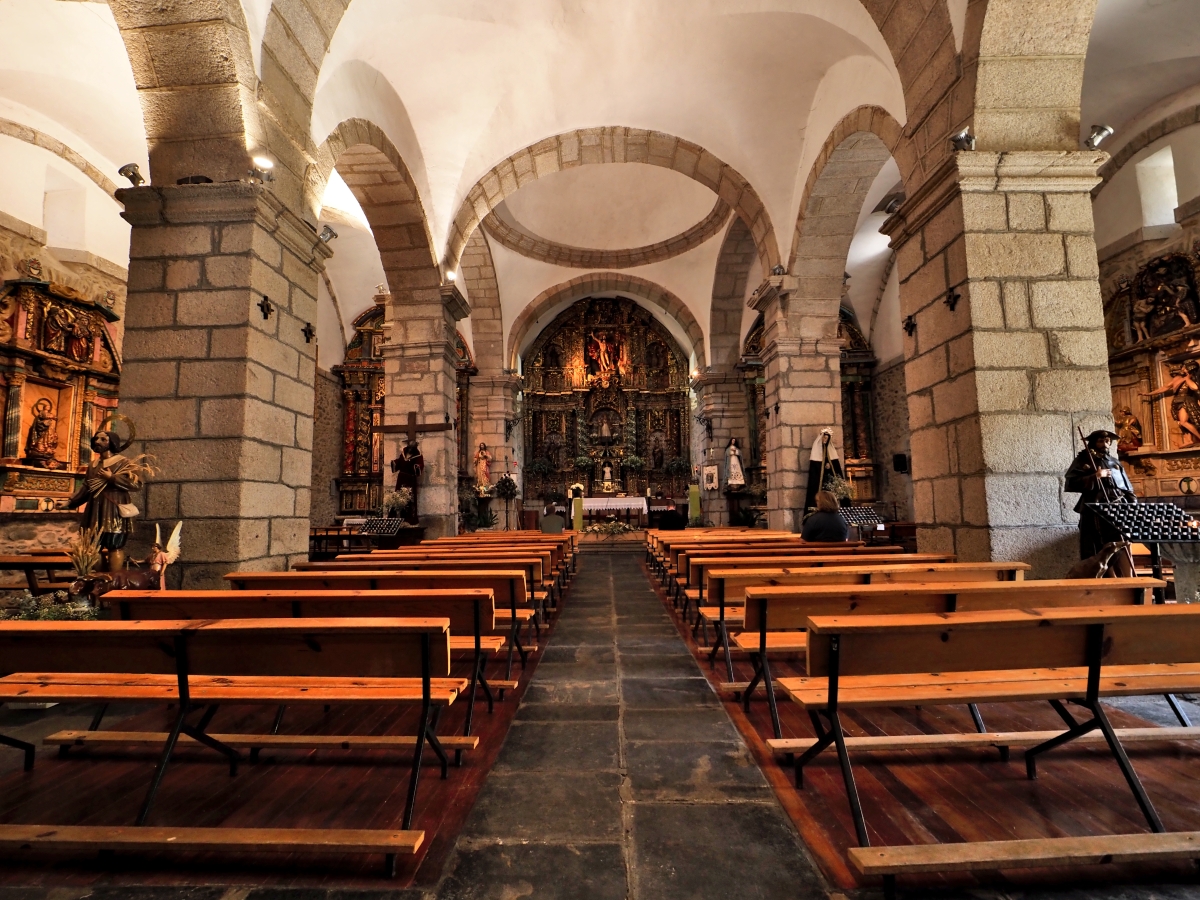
(147, 521), (182, 591)
(66, 415), (156, 571)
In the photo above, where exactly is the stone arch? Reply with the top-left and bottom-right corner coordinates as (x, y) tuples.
(971, 0), (1100, 151)
(508, 273), (706, 373)
(311, 119), (440, 298)
(461, 229), (504, 377)
(445, 127), (780, 277)
(1097, 103), (1200, 190)
(0, 119), (118, 198)
(789, 107), (903, 276)
(709, 217), (757, 371)
(105, 1), (261, 187)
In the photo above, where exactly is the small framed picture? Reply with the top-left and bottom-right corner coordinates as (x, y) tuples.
(702, 465), (719, 491)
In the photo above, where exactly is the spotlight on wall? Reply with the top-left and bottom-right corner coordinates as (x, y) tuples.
(446, 271), (457, 282)
(771, 264), (786, 276)
(118, 163), (144, 187)
(249, 155), (275, 183)
(1085, 124), (1115, 150)
(318, 225), (338, 244)
(950, 128), (976, 152)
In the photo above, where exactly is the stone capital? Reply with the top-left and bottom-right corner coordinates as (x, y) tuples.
(440, 282), (471, 321)
(882, 150), (1108, 249)
(748, 273), (796, 314)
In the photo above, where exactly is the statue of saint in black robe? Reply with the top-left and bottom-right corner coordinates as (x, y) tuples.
(1065, 430), (1135, 559)
(390, 440), (425, 525)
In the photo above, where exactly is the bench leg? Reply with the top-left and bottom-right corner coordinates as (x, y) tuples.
(0, 732), (35, 772)
(427, 706), (449, 779)
(402, 699), (430, 831)
(1089, 699), (1165, 834)
(794, 728), (834, 788)
(181, 723), (241, 776)
(137, 706), (188, 825)
(1165, 693), (1193, 727)
(1048, 698), (1079, 728)
(761, 653), (782, 741)
(742, 656), (762, 710)
(967, 703), (987, 734)
(882, 874), (896, 900)
(88, 703), (109, 732)
(195, 704), (220, 732)
(830, 712), (870, 847)
(1025, 713), (1100, 780)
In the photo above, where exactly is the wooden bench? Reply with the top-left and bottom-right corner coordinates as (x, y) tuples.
(681, 551), (954, 621)
(0, 553), (75, 596)
(102, 587), (510, 747)
(737, 578), (1160, 738)
(704, 561), (1026, 677)
(0, 616), (463, 872)
(777, 603), (1200, 889)
(423, 533), (577, 579)
(226, 570), (533, 678)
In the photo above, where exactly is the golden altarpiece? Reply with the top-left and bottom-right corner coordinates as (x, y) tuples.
(333, 302), (475, 517)
(1104, 242), (1200, 498)
(0, 261), (121, 512)
(521, 296), (692, 499)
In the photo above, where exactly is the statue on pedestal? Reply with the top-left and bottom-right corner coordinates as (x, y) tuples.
(24, 398), (59, 468)
(474, 442), (493, 493)
(390, 439), (425, 525)
(725, 437), (745, 489)
(66, 418), (146, 571)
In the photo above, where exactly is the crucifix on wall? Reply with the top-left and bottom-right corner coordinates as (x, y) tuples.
(373, 412), (454, 524)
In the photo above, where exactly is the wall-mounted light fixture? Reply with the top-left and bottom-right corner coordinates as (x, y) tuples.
(1085, 124), (1115, 150)
(258, 295), (274, 320)
(318, 225), (338, 244)
(249, 155), (275, 183)
(694, 414), (714, 441)
(118, 163), (144, 187)
(950, 128), (976, 152)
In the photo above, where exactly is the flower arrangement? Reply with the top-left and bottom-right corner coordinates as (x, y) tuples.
(664, 456), (691, 477)
(68, 525), (102, 577)
(494, 474), (519, 501)
(585, 521), (635, 536)
(527, 457), (555, 478)
(2, 590), (97, 621)
(623, 455), (646, 472)
(381, 487), (414, 518)
(569, 482), (585, 498)
(573, 455), (593, 472)
(822, 474), (854, 503)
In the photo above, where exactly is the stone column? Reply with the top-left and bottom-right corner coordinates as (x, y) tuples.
(78, 387), (97, 467)
(752, 276), (843, 531)
(118, 182), (327, 587)
(882, 151), (1111, 574)
(3, 371), (25, 459)
(381, 282), (470, 538)
(693, 370), (750, 525)
(470, 373), (521, 477)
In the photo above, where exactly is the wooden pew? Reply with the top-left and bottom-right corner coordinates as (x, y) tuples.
(100, 587), (507, 744)
(423, 533), (577, 578)
(649, 532), (798, 579)
(780, 604), (1200, 896)
(300, 553), (556, 612)
(0, 616), (462, 871)
(705, 561), (1029, 683)
(737, 578), (1160, 737)
(0, 553), (75, 596)
(227, 570), (532, 678)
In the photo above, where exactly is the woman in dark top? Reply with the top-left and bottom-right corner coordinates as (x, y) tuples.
(801, 490), (849, 542)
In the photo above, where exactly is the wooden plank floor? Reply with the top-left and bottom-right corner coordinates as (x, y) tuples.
(651, 566), (1200, 895)
(0, 621), (552, 890)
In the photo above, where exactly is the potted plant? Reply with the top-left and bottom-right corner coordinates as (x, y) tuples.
(573, 455), (593, 472)
(664, 457), (690, 478)
(624, 455), (646, 472)
(381, 487), (414, 518)
(494, 474), (519, 530)
(527, 457), (554, 479)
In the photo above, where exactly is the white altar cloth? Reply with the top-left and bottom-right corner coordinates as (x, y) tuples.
(582, 497), (649, 514)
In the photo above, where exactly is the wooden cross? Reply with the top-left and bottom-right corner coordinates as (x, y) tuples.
(372, 411), (454, 443)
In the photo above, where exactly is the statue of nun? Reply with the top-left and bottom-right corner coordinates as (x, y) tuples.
(725, 437), (745, 488)
(803, 427), (844, 512)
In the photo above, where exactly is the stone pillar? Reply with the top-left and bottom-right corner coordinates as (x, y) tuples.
(381, 283), (470, 538)
(694, 370), (750, 525)
(882, 151), (1111, 574)
(3, 371), (25, 459)
(753, 276), (843, 532)
(118, 182), (326, 587)
(470, 373), (521, 477)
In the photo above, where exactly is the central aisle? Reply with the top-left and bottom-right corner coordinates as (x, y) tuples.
(435, 551), (826, 899)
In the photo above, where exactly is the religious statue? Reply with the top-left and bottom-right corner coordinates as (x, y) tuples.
(1114, 406), (1143, 453)
(1141, 359), (1200, 446)
(24, 398), (59, 468)
(725, 437), (745, 489)
(803, 428), (844, 513)
(389, 439), (425, 525)
(587, 331), (622, 385)
(66, 418), (146, 571)
(145, 521), (183, 591)
(1065, 429), (1136, 559)
(474, 442), (493, 493)
(601, 460), (614, 483)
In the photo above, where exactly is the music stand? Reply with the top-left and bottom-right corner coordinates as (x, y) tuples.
(839, 505), (884, 541)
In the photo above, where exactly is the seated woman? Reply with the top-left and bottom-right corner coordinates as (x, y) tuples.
(801, 490), (849, 542)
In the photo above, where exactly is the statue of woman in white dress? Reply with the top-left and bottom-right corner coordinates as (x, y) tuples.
(725, 437), (746, 488)
(474, 442), (493, 491)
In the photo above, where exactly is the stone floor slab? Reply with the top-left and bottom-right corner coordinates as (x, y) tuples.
(461, 771), (622, 840)
(493, 722), (620, 772)
(438, 843), (626, 900)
